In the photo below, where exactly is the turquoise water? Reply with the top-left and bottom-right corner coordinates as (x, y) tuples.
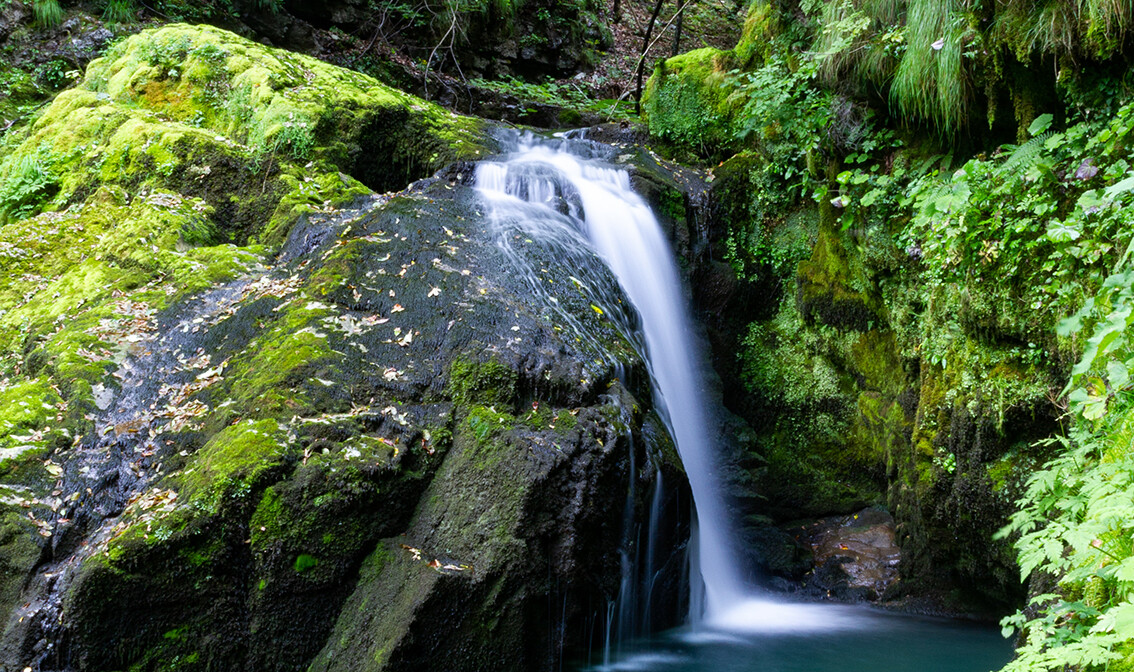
(580, 605), (1014, 672)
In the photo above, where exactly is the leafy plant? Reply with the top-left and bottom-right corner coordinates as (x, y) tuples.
(0, 152), (59, 223)
(896, 107), (1134, 342)
(33, 58), (74, 89)
(732, 57), (833, 197)
(275, 116), (314, 160)
(996, 264), (1134, 671)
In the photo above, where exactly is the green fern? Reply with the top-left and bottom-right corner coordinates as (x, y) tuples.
(1001, 132), (1052, 174)
(0, 153), (58, 223)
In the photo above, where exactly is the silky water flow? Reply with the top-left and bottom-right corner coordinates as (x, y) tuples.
(474, 131), (1014, 672)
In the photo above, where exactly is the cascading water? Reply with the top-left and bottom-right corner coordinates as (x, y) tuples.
(473, 132), (1016, 672)
(476, 132), (745, 620)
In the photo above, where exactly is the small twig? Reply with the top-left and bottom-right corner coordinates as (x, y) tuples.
(635, 0), (666, 114)
(357, 22), (384, 58)
(424, 9), (459, 100)
(135, 0), (170, 20)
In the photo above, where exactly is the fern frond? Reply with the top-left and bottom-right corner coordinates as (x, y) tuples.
(1002, 132), (1052, 174)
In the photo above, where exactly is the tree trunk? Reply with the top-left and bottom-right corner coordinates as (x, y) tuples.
(635, 0), (666, 115)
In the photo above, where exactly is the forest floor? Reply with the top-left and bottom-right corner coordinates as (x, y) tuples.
(582, 0), (746, 102)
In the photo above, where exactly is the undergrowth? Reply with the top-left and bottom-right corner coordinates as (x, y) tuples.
(997, 265), (1134, 671)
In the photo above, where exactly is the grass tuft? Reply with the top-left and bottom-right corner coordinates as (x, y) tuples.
(102, 0), (137, 23)
(889, 0), (970, 136)
(33, 0), (64, 28)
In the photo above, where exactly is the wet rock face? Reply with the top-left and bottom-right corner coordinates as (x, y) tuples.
(794, 507), (901, 602)
(4, 175), (672, 672)
(0, 26), (682, 672)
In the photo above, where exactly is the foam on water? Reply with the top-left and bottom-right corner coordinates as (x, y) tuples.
(706, 599), (870, 634)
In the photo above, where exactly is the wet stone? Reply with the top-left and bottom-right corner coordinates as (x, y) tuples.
(794, 507), (901, 601)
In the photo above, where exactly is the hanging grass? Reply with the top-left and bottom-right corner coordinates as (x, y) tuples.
(811, 0), (903, 95)
(32, 0), (64, 28)
(992, 0), (1080, 60)
(1080, 0), (1134, 52)
(889, 0), (970, 135)
(102, 0), (137, 23)
(858, 0), (902, 24)
(813, 0), (886, 87)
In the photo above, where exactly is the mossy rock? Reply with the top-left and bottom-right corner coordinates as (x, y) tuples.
(0, 23), (488, 243)
(796, 226), (879, 332)
(309, 383), (643, 672)
(84, 24), (487, 192)
(0, 24), (702, 670)
(0, 154), (677, 670)
(641, 47), (744, 160)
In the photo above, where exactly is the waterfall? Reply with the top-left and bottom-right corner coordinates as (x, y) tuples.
(475, 132), (745, 620)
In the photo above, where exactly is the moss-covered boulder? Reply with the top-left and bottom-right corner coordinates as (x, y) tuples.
(641, 47), (744, 161)
(0, 23), (678, 672)
(0, 23), (486, 239)
(639, 0), (792, 161)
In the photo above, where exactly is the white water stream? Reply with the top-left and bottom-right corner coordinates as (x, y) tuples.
(474, 132), (785, 623)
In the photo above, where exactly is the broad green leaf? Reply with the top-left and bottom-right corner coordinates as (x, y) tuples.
(860, 188), (881, 207)
(1046, 219), (1081, 243)
(1077, 189), (1105, 212)
(1108, 360), (1130, 390)
(1104, 174), (1134, 199)
(1057, 299), (1095, 337)
(1092, 602), (1134, 638)
(1029, 113), (1054, 136)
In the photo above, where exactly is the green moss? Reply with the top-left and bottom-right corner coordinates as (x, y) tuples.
(0, 190), (265, 434)
(0, 509), (43, 624)
(84, 24), (486, 191)
(465, 405), (515, 452)
(715, 152), (818, 279)
(212, 299), (340, 423)
(0, 22), (491, 303)
(177, 418), (292, 510)
(294, 553), (319, 573)
(797, 226), (878, 331)
(0, 377), (63, 452)
(520, 404), (578, 433)
(262, 167), (371, 248)
(448, 357), (519, 409)
(734, 0), (781, 68)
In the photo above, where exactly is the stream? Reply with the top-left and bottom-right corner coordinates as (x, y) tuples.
(578, 609), (1013, 671)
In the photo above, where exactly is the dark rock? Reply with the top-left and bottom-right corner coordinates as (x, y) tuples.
(793, 507), (902, 602)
